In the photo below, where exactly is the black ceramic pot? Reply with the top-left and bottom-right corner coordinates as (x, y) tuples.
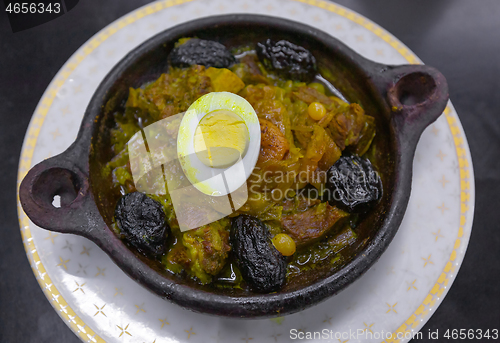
(19, 14), (448, 318)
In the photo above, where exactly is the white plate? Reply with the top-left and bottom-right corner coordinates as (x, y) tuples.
(16, 0), (475, 342)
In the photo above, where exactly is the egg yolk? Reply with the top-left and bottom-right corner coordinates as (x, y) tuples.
(193, 109), (249, 168)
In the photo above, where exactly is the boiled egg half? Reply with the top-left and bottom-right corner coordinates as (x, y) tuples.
(177, 92), (260, 196)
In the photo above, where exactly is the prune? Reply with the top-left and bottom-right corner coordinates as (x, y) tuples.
(169, 38), (236, 68)
(325, 155), (382, 212)
(230, 215), (287, 293)
(115, 192), (169, 255)
(256, 39), (317, 82)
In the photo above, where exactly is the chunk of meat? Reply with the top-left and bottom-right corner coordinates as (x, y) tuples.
(281, 195), (321, 213)
(292, 86), (336, 109)
(305, 131), (342, 188)
(165, 242), (191, 270)
(317, 132), (342, 172)
(239, 55), (271, 85)
(281, 202), (349, 248)
(258, 118), (289, 163)
(142, 65), (214, 120)
(328, 103), (375, 152)
(242, 85), (291, 139)
(241, 55), (262, 76)
(296, 125), (327, 186)
(183, 220), (231, 277)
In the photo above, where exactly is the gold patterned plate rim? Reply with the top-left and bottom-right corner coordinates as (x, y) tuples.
(16, 0), (475, 342)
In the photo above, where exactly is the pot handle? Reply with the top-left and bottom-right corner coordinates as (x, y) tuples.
(368, 63), (449, 142)
(19, 148), (103, 238)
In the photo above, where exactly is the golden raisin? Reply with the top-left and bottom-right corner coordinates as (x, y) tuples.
(308, 102), (327, 120)
(308, 82), (325, 94)
(272, 233), (296, 256)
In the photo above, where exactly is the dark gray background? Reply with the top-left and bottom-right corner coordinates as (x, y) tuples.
(1, 1), (499, 342)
